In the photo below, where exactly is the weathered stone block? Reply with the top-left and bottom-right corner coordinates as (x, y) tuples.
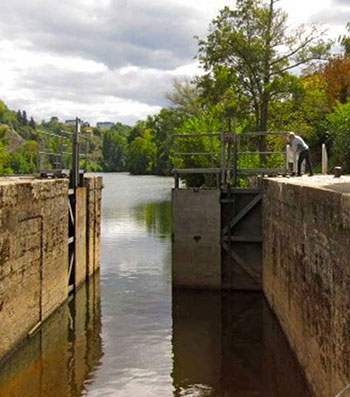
(263, 177), (350, 396)
(0, 178), (68, 360)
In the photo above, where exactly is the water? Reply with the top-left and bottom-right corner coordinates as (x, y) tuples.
(0, 172), (311, 397)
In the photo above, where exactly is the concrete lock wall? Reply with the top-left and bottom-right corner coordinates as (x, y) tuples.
(0, 176), (102, 361)
(263, 178), (350, 397)
(172, 188), (221, 288)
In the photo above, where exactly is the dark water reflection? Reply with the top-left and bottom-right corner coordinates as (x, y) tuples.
(0, 275), (102, 397)
(0, 173), (310, 396)
(172, 290), (311, 397)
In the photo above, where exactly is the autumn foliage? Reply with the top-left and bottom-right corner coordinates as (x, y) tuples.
(320, 56), (350, 105)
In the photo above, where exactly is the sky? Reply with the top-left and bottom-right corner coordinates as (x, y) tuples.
(0, 0), (349, 126)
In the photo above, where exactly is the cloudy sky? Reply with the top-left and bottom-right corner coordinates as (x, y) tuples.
(0, 0), (349, 126)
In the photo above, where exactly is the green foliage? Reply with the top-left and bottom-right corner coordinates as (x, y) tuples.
(0, 101), (19, 129)
(102, 130), (128, 171)
(9, 141), (37, 174)
(165, 78), (202, 116)
(326, 102), (350, 172)
(197, 0), (331, 132)
(127, 129), (157, 174)
(173, 109), (222, 186)
(145, 108), (186, 175)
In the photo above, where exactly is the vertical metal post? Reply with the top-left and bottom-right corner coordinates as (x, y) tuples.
(226, 133), (232, 184)
(37, 130), (41, 174)
(71, 117), (80, 188)
(233, 133), (238, 187)
(322, 143), (328, 174)
(285, 144), (289, 172)
(85, 138), (89, 170)
(175, 172), (179, 189)
(220, 132), (226, 187)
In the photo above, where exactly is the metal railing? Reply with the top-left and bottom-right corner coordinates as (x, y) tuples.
(37, 118), (89, 187)
(172, 131), (289, 187)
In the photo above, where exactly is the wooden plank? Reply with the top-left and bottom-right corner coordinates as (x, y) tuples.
(172, 168), (285, 176)
(237, 168), (286, 174)
(222, 193), (262, 235)
(172, 168), (221, 175)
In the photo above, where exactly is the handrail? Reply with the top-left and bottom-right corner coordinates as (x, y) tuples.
(172, 130), (288, 187)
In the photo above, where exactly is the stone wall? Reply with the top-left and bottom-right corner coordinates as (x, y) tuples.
(0, 178), (68, 360)
(263, 177), (350, 397)
(172, 188), (221, 288)
(0, 176), (102, 361)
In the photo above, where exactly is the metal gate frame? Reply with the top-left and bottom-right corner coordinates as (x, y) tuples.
(221, 188), (262, 290)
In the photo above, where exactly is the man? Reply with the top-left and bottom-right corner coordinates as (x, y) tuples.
(287, 132), (314, 176)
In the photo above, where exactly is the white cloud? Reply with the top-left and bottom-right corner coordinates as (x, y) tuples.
(0, 0), (348, 126)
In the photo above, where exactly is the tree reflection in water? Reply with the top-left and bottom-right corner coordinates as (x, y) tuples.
(132, 201), (172, 238)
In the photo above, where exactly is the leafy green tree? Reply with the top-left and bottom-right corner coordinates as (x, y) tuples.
(165, 78), (202, 116)
(174, 108), (222, 185)
(17, 110), (22, 124)
(9, 141), (38, 174)
(127, 129), (157, 174)
(197, 0), (331, 133)
(102, 130), (128, 171)
(146, 108), (186, 175)
(128, 120), (146, 143)
(22, 111), (28, 126)
(29, 117), (36, 129)
(326, 102), (350, 172)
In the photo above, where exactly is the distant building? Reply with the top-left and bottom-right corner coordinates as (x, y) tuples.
(96, 122), (114, 130)
(65, 119), (89, 127)
(84, 128), (94, 138)
(65, 119), (76, 126)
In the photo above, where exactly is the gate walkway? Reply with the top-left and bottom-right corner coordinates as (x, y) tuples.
(171, 131), (288, 290)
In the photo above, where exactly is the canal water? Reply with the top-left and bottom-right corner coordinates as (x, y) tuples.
(0, 173), (311, 397)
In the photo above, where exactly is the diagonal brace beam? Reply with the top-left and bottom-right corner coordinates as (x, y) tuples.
(222, 193), (262, 235)
(222, 242), (261, 284)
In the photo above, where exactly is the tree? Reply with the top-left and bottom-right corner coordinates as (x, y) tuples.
(22, 111), (28, 126)
(127, 129), (156, 174)
(102, 130), (128, 171)
(318, 56), (350, 105)
(17, 110), (22, 124)
(128, 120), (146, 143)
(326, 102), (350, 172)
(29, 117), (36, 130)
(146, 108), (186, 175)
(339, 22), (350, 56)
(197, 0), (332, 133)
(165, 78), (202, 116)
(9, 141), (38, 173)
